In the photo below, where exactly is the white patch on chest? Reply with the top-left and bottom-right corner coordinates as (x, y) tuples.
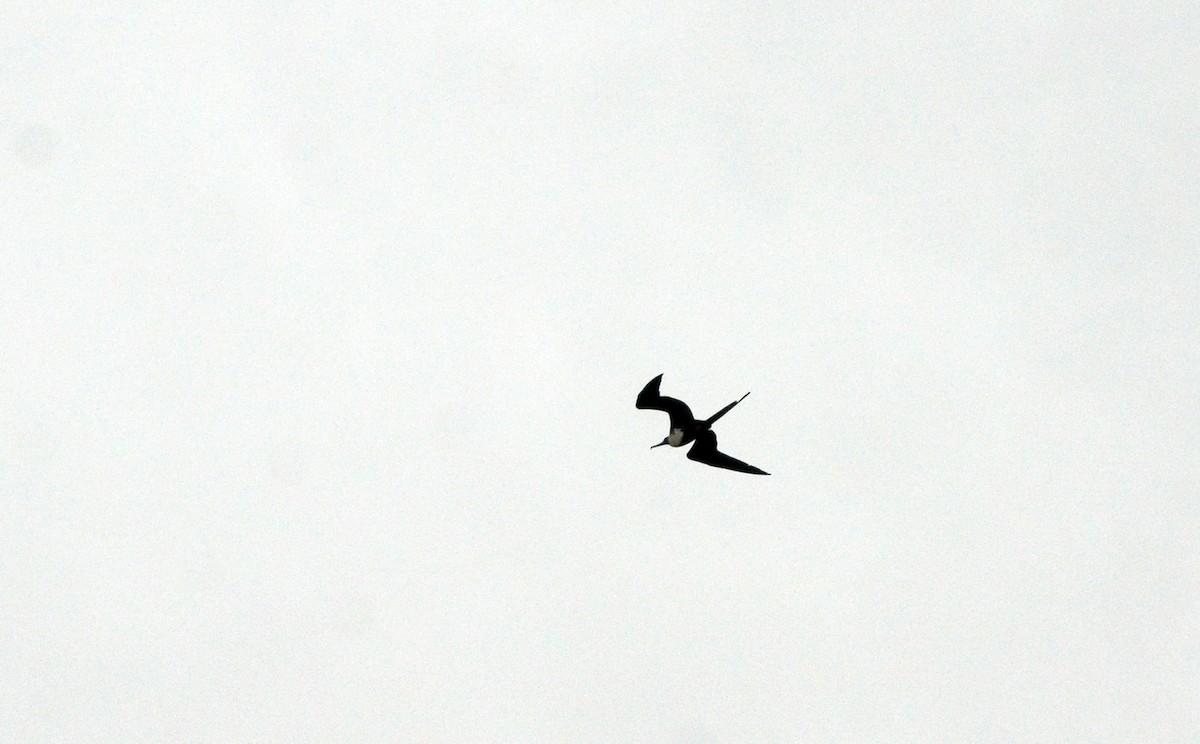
(668, 428), (685, 447)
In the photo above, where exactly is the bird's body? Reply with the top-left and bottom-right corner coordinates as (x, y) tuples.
(636, 373), (769, 475)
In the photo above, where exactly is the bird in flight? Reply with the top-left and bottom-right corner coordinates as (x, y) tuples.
(636, 373), (769, 475)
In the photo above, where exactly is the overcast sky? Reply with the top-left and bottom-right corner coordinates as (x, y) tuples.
(3, 2), (1198, 741)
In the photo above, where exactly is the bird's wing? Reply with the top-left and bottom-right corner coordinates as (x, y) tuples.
(636, 374), (695, 429)
(686, 430), (769, 475)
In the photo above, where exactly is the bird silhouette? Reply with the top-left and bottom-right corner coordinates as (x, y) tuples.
(636, 373), (769, 475)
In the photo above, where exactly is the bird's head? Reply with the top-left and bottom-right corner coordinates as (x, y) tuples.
(651, 437), (669, 449)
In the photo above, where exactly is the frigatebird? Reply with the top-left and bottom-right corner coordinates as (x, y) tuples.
(636, 373), (769, 475)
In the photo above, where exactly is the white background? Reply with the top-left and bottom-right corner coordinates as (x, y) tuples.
(3, 3), (1197, 741)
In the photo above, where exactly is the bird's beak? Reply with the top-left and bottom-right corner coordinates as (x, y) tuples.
(651, 441), (667, 449)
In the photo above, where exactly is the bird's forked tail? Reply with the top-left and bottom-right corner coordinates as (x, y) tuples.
(704, 391), (750, 426)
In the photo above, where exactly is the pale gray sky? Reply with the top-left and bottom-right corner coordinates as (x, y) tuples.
(3, 2), (1198, 741)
